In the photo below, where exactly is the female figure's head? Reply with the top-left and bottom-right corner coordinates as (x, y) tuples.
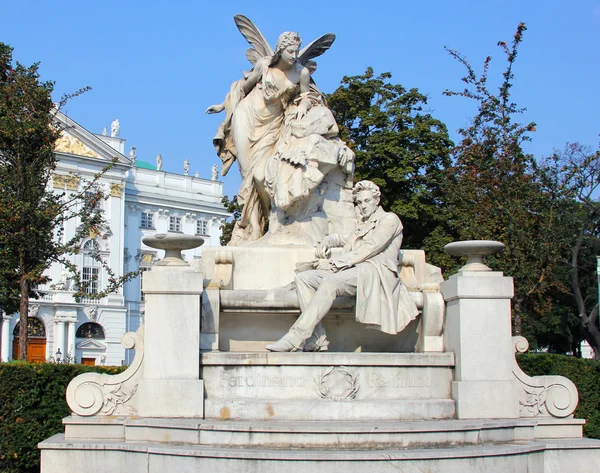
(272, 32), (301, 68)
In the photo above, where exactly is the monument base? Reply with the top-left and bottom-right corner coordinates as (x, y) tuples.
(40, 417), (600, 473)
(200, 352), (454, 421)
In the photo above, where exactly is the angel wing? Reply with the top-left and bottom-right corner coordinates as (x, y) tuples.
(298, 33), (336, 66)
(234, 15), (273, 65)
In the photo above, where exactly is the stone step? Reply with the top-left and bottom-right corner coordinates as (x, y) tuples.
(63, 417), (585, 450)
(42, 431), (600, 473)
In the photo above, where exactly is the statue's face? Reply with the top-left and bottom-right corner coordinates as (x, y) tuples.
(280, 45), (299, 67)
(355, 190), (379, 220)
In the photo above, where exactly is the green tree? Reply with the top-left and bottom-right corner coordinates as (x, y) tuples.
(537, 143), (600, 357)
(435, 23), (573, 340)
(326, 68), (453, 248)
(219, 195), (241, 246)
(0, 43), (140, 360)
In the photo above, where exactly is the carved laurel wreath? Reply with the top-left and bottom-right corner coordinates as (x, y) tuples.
(315, 366), (360, 401)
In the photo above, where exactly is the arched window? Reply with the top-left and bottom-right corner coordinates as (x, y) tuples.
(82, 239), (100, 251)
(13, 318), (46, 338)
(82, 239), (100, 294)
(76, 322), (105, 340)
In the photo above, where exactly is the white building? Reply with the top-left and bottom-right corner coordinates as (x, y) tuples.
(0, 112), (228, 365)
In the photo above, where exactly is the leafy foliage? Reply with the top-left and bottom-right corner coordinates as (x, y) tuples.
(327, 68), (453, 248)
(0, 43), (142, 358)
(219, 195), (241, 246)
(536, 143), (600, 355)
(432, 23), (600, 356)
(518, 353), (600, 438)
(428, 24), (598, 354)
(0, 361), (126, 473)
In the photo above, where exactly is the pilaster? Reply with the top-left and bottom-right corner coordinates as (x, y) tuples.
(441, 270), (520, 419)
(136, 264), (204, 417)
(1, 315), (12, 362)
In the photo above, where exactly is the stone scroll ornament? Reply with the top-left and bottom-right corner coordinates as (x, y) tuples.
(512, 336), (579, 418)
(66, 327), (144, 416)
(207, 15), (356, 246)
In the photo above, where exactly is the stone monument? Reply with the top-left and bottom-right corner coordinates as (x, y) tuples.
(206, 15), (355, 246)
(39, 14), (600, 473)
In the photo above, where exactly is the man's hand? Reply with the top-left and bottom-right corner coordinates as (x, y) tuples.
(315, 239), (331, 259)
(315, 258), (336, 272)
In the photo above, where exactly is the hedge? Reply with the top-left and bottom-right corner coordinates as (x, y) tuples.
(1, 356), (598, 473)
(517, 353), (600, 439)
(0, 362), (125, 473)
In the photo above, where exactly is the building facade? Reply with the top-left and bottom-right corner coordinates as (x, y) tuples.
(0, 113), (228, 365)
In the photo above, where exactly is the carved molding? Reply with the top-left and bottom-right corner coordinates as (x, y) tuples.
(110, 183), (124, 197)
(512, 336), (579, 418)
(66, 327), (144, 416)
(314, 366), (359, 401)
(52, 174), (80, 191)
(52, 174), (66, 189)
(204, 250), (233, 289)
(84, 306), (100, 322)
(135, 250), (159, 267)
(127, 204), (141, 215)
(54, 134), (99, 158)
(65, 176), (80, 191)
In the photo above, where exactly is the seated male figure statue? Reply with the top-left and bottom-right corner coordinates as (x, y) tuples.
(266, 180), (419, 352)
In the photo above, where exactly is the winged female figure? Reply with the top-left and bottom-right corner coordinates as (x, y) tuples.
(206, 15), (337, 245)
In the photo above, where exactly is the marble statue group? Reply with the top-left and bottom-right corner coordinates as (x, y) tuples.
(207, 15), (355, 247)
(207, 15), (418, 351)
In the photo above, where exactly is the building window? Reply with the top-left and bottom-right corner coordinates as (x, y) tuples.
(82, 239), (100, 294)
(76, 322), (105, 339)
(196, 219), (210, 236)
(141, 211), (154, 229)
(169, 216), (182, 232)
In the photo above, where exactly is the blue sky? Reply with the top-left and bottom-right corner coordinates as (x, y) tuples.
(4, 1), (600, 197)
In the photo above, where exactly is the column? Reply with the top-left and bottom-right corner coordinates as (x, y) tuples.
(1, 315), (12, 362)
(441, 241), (520, 419)
(54, 319), (66, 360)
(67, 321), (76, 362)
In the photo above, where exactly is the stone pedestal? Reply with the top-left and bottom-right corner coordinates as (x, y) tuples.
(136, 265), (204, 417)
(40, 239), (600, 472)
(441, 270), (520, 419)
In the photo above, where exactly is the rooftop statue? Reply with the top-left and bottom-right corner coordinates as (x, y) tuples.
(207, 15), (355, 246)
(111, 118), (120, 138)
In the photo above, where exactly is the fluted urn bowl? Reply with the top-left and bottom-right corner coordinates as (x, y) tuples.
(444, 240), (505, 272)
(142, 234), (204, 266)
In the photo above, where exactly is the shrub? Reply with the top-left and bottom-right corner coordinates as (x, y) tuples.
(0, 362), (125, 473)
(517, 353), (600, 439)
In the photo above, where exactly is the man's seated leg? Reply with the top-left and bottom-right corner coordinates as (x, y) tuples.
(295, 270), (330, 352)
(266, 268), (358, 352)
